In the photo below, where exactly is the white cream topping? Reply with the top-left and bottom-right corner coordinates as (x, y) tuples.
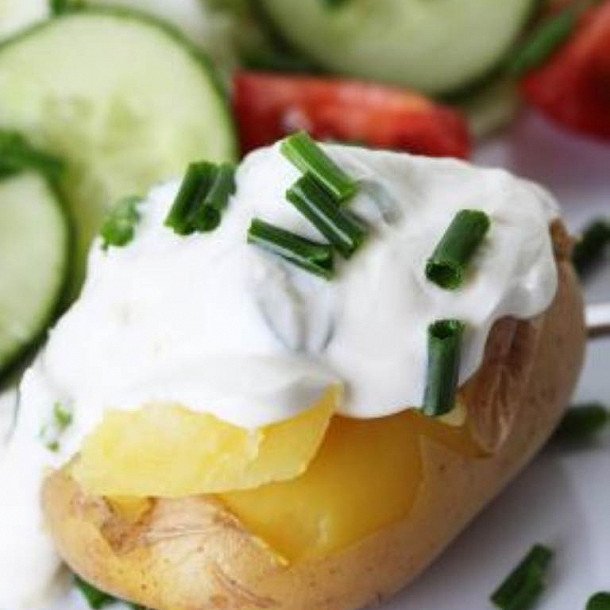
(0, 143), (559, 608)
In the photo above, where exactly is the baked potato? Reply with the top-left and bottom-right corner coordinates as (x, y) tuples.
(42, 221), (585, 610)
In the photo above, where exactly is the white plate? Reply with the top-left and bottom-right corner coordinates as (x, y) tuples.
(384, 111), (610, 610)
(28, 111), (610, 610)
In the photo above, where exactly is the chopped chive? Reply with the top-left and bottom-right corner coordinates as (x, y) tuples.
(101, 196), (141, 250)
(165, 162), (235, 235)
(588, 592), (610, 610)
(50, 0), (86, 14)
(0, 130), (64, 181)
(45, 440), (60, 453)
(187, 163), (236, 232)
(287, 174), (367, 259)
(248, 218), (334, 279)
(204, 163), (236, 212)
(320, 0), (352, 7)
(190, 205), (222, 233)
(491, 545), (554, 610)
(74, 576), (115, 609)
(74, 575), (126, 609)
(509, 5), (581, 77)
(426, 209), (491, 290)
(422, 320), (465, 418)
(39, 402), (73, 453)
(53, 402), (73, 428)
(573, 219), (610, 277)
(281, 131), (358, 203)
(74, 574), (147, 609)
(495, 569), (545, 610)
(554, 403), (609, 440)
(242, 48), (320, 74)
(165, 162), (216, 235)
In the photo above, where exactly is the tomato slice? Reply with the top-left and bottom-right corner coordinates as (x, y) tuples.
(521, 0), (610, 140)
(234, 72), (472, 159)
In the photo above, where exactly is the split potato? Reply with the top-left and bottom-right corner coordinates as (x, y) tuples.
(71, 392), (338, 498)
(42, 222), (585, 610)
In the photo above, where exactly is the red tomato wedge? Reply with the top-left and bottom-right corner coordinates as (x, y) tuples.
(521, 0), (610, 140)
(234, 72), (472, 159)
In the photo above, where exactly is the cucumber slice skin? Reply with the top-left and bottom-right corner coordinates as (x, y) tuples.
(0, 172), (71, 377)
(0, 7), (237, 293)
(256, 0), (539, 96)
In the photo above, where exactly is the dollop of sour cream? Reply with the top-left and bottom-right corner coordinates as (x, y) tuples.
(0, 143), (559, 608)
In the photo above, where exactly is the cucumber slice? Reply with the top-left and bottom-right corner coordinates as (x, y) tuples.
(81, 0), (238, 72)
(257, 0), (537, 95)
(0, 172), (69, 375)
(0, 9), (236, 289)
(0, 0), (48, 40)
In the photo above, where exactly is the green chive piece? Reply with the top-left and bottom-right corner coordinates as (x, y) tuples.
(426, 209), (491, 290)
(495, 569), (545, 610)
(248, 218), (334, 279)
(491, 545), (554, 610)
(190, 163), (236, 232)
(190, 205), (222, 233)
(165, 162), (235, 235)
(165, 162), (216, 235)
(281, 131), (358, 202)
(554, 403), (609, 440)
(74, 574), (147, 609)
(286, 174), (367, 259)
(54, 402), (73, 428)
(39, 402), (73, 453)
(50, 0), (85, 14)
(320, 0), (352, 7)
(204, 163), (236, 211)
(100, 196), (142, 250)
(242, 48), (320, 74)
(509, 5), (581, 77)
(422, 320), (466, 418)
(0, 130), (64, 181)
(573, 219), (610, 277)
(587, 592), (610, 610)
(74, 576), (116, 609)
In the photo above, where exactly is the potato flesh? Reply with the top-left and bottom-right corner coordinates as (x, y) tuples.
(220, 413), (421, 562)
(220, 410), (476, 562)
(74, 389), (478, 562)
(72, 390), (337, 497)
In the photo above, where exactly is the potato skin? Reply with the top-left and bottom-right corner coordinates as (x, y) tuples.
(43, 233), (585, 610)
